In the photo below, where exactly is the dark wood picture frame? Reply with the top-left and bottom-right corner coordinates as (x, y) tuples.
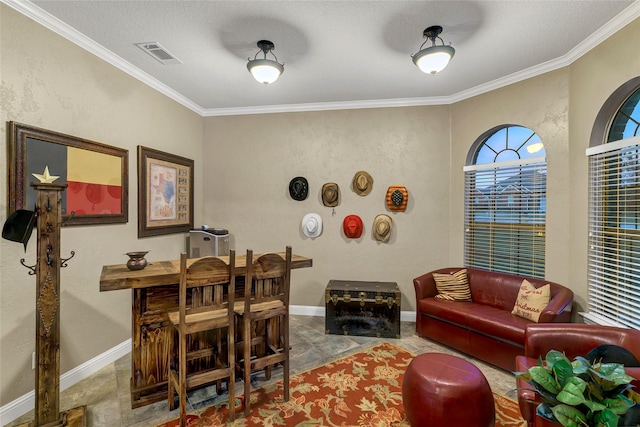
(137, 146), (194, 238)
(7, 121), (128, 225)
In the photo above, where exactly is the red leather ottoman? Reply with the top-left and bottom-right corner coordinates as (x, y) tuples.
(402, 352), (495, 427)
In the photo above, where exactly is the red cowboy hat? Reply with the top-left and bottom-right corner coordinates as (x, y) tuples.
(342, 215), (363, 238)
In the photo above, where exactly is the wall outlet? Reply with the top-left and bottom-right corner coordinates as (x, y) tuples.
(32, 352), (35, 370)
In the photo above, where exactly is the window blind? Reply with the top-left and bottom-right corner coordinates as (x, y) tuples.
(587, 135), (640, 330)
(464, 158), (546, 278)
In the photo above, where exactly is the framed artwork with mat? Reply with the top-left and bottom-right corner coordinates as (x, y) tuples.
(137, 146), (193, 237)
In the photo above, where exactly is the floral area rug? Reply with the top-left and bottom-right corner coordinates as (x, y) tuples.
(157, 342), (526, 427)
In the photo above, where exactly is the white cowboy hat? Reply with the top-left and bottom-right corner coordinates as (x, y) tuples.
(301, 213), (322, 238)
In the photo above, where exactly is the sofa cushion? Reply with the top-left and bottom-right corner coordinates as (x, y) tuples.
(419, 299), (531, 345)
(465, 269), (524, 310)
(511, 279), (550, 322)
(432, 269), (472, 301)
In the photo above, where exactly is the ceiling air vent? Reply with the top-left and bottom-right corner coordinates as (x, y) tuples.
(135, 42), (182, 65)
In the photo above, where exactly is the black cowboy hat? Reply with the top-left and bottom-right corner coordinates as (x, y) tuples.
(2, 209), (36, 251)
(289, 176), (309, 201)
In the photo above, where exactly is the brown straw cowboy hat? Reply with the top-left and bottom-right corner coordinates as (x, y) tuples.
(322, 183), (340, 207)
(352, 171), (373, 196)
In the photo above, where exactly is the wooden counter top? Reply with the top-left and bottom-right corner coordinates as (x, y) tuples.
(100, 252), (313, 292)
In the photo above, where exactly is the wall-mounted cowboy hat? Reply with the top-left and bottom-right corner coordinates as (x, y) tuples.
(342, 215), (363, 239)
(352, 171), (373, 196)
(301, 213), (322, 238)
(289, 176), (309, 201)
(386, 185), (408, 212)
(372, 214), (392, 242)
(322, 182), (340, 207)
(2, 209), (37, 251)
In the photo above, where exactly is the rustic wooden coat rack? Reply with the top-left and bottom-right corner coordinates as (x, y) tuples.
(16, 182), (85, 427)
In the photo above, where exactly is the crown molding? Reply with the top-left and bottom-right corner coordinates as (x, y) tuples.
(4, 0), (640, 117)
(444, 0), (640, 105)
(200, 96), (454, 117)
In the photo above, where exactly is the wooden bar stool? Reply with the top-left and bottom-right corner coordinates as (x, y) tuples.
(167, 251), (237, 426)
(235, 246), (292, 416)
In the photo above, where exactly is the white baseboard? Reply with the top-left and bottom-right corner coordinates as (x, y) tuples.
(0, 339), (131, 426)
(400, 311), (416, 322)
(290, 304), (326, 317)
(1, 307), (416, 426)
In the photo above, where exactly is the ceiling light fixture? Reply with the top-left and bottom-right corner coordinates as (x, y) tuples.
(247, 40), (284, 85)
(411, 25), (455, 75)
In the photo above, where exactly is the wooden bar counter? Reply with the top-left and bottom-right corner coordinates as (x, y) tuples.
(100, 252), (312, 408)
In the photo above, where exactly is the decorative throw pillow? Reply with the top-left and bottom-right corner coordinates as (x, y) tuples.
(433, 269), (472, 302)
(511, 279), (550, 322)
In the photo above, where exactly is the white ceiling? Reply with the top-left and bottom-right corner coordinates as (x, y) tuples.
(7, 0), (640, 116)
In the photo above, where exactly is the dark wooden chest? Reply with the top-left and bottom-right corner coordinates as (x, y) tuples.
(325, 280), (401, 338)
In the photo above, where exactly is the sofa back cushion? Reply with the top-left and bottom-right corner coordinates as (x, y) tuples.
(466, 268), (551, 311)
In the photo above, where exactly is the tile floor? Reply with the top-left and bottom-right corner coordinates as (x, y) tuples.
(6, 316), (519, 427)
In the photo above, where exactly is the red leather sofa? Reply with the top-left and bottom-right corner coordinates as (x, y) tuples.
(413, 268), (574, 371)
(515, 323), (640, 427)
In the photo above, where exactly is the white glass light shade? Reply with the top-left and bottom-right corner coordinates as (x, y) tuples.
(247, 59), (284, 84)
(412, 45), (455, 75)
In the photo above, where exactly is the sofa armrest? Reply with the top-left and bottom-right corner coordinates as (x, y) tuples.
(515, 355), (540, 426)
(537, 287), (574, 323)
(413, 273), (438, 300)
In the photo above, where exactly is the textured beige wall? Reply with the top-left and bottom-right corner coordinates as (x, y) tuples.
(202, 107), (452, 309)
(567, 18), (640, 314)
(449, 17), (640, 317)
(450, 68), (571, 286)
(0, 5), (203, 405)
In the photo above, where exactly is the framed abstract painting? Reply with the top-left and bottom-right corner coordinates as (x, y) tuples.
(137, 146), (194, 238)
(7, 121), (128, 225)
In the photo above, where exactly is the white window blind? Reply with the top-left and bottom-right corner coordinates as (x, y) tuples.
(464, 158), (546, 278)
(587, 135), (640, 330)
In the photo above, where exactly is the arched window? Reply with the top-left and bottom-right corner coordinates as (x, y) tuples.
(586, 78), (640, 330)
(464, 125), (546, 277)
(608, 86), (640, 141)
